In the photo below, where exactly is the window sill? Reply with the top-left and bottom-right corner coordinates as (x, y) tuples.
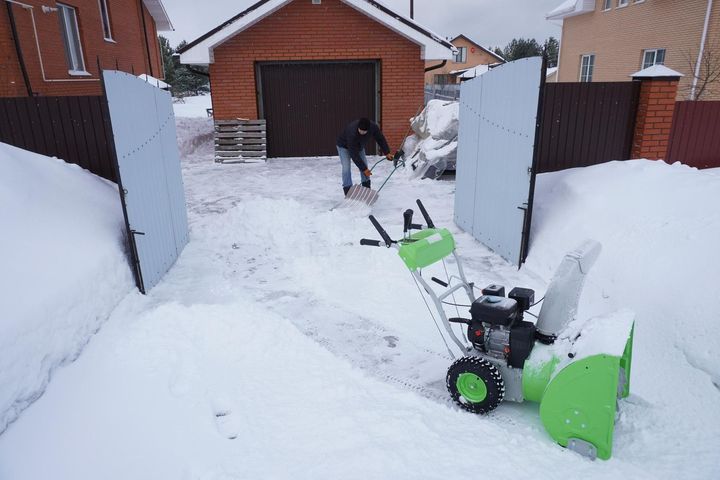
(104, 37), (116, 43)
(68, 70), (92, 77)
(616, 4), (628, 9)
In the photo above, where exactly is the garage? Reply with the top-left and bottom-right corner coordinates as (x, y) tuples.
(178, 0), (454, 158)
(257, 61), (378, 157)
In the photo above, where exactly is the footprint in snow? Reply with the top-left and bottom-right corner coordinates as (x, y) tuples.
(212, 399), (240, 440)
(384, 335), (399, 348)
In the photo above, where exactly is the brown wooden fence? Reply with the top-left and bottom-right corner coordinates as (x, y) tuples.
(666, 101), (720, 169)
(0, 96), (117, 182)
(536, 82), (640, 173)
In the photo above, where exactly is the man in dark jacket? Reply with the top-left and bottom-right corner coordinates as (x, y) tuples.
(336, 118), (393, 196)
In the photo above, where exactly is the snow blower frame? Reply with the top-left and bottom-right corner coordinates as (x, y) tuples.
(360, 200), (635, 460)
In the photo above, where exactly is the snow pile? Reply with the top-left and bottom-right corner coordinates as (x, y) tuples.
(404, 100), (459, 178)
(0, 143), (133, 434)
(173, 94), (213, 118)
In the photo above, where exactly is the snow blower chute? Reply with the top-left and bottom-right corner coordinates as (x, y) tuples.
(360, 200), (635, 460)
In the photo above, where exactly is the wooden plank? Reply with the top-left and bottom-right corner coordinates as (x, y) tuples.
(215, 150), (266, 157)
(214, 119), (265, 126)
(215, 138), (266, 145)
(216, 144), (266, 151)
(215, 132), (266, 139)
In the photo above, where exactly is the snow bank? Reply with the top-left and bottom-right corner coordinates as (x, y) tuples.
(405, 100), (459, 178)
(0, 143), (133, 434)
(173, 94), (213, 118)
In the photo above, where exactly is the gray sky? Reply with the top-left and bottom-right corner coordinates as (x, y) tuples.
(162, 0), (564, 51)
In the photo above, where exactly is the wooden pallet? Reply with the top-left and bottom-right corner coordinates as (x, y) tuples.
(214, 119), (267, 163)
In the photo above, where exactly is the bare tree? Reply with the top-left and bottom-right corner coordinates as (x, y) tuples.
(682, 40), (720, 101)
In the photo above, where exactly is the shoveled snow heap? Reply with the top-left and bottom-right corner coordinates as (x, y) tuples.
(404, 99), (459, 178)
(0, 143), (133, 434)
(0, 119), (718, 479)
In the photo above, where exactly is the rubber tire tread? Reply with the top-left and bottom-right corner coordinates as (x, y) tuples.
(446, 356), (505, 414)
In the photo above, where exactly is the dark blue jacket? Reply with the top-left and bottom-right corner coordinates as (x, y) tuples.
(336, 119), (390, 171)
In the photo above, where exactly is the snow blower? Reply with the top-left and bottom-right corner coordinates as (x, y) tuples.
(360, 200), (635, 460)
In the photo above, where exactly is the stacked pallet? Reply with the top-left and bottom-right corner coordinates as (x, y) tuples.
(214, 119), (267, 163)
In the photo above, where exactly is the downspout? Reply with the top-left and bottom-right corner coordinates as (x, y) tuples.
(424, 60), (447, 73)
(5, 0), (33, 95)
(138, 0), (154, 77)
(690, 0), (714, 100)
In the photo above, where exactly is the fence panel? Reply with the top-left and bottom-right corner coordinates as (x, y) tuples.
(424, 84), (460, 103)
(537, 82), (639, 173)
(667, 101), (720, 169)
(455, 57), (543, 266)
(0, 96), (116, 182)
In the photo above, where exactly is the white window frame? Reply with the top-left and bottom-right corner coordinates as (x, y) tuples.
(642, 48), (666, 69)
(98, 0), (114, 42)
(453, 47), (467, 64)
(602, 0), (612, 11)
(579, 54), (595, 82)
(57, 3), (88, 75)
(617, 0), (629, 7)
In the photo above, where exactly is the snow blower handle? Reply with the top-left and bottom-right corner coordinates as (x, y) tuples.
(369, 215), (394, 247)
(403, 209), (414, 234)
(416, 199), (435, 228)
(360, 239), (382, 247)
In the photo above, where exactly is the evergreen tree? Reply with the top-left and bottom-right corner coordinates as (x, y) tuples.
(170, 40), (210, 97)
(543, 37), (560, 68)
(159, 36), (175, 85)
(502, 38), (542, 62)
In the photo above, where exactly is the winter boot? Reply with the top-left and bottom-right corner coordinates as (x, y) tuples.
(361, 180), (371, 189)
(343, 186), (351, 196)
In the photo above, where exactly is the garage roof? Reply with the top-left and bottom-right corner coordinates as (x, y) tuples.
(178, 0), (456, 65)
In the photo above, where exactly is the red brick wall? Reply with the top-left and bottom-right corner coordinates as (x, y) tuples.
(209, 0), (425, 153)
(631, 78), (680, 159)
(0, 0), (163, 97)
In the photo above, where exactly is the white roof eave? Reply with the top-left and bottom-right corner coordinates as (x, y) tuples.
(546, 0), (594, 21)
(180, 0), (454, 65)
(142, 0), (173, 31)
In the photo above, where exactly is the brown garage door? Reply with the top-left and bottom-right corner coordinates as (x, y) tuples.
(257, 61), (378, 157)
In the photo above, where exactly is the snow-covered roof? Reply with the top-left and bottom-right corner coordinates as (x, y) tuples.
(631, 65), (684, 78)
(546, 66), (558, 78)
(454, 63), (502, 80)
(142, 0), (173, 31)
(546, 0), (595, 20)
(179, 0), (456, 65)
(138, 74), (171, 90)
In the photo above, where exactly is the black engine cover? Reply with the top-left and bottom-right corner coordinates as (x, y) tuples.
(470, 296), (518, 327)
(509, 321), (536, 368)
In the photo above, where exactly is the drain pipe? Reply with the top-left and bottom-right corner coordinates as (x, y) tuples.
(691, 0), (714, 100)
(7, 0), (98, 83)
(424, 60), (447, 73)
(5, 0), (33, 95)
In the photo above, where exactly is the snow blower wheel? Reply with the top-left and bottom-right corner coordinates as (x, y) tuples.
(447, 357), (504, 414)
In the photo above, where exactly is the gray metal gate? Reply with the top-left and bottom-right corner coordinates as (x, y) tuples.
(454, 57), (545, 266)
(102, 70), (189, 293)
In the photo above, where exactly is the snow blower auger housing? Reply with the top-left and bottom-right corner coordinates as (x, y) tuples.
(360, 200), (635, 460)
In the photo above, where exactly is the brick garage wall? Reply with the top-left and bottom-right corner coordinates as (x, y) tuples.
(209, 0), (425, 153)
(0, 0), (163, 97)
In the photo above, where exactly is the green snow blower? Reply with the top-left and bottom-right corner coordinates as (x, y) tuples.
(360, 200), (635, 460)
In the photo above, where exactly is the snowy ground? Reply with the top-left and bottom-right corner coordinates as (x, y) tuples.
(0, 118), (718, 479)
(173, 94), (213, 118)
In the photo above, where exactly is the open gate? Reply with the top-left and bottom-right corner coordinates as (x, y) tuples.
(102, 70), (189, 293)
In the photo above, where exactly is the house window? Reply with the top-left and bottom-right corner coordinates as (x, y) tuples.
(602, 0), (612, 10)
(642, 49), (666, 69)
(454, 47), (467, 64)
(433, 74), (454, 85)
(57, 3), (87, 73)
(617, 0), (628, 6)
(98, 0), (113, 41)
(580, 54), (595, 82)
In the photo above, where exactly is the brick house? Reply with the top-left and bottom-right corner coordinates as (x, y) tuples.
(424, 34), (504, 85)
(178, 0), (455, 158)
(547, 0), (720, 99)
(1, 0), (172, 97)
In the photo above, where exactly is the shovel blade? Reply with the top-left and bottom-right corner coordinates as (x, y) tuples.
(336, 185), (379, 209)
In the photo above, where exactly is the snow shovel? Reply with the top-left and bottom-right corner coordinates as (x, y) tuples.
(332, 150), (405, 210)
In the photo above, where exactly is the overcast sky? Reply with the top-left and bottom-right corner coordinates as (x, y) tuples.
(162, 0), (564, 51)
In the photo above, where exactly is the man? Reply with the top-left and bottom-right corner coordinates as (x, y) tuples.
(336, 118), (394, 196)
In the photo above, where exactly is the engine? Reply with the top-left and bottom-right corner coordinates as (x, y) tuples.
(468, 285), (537, 368)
